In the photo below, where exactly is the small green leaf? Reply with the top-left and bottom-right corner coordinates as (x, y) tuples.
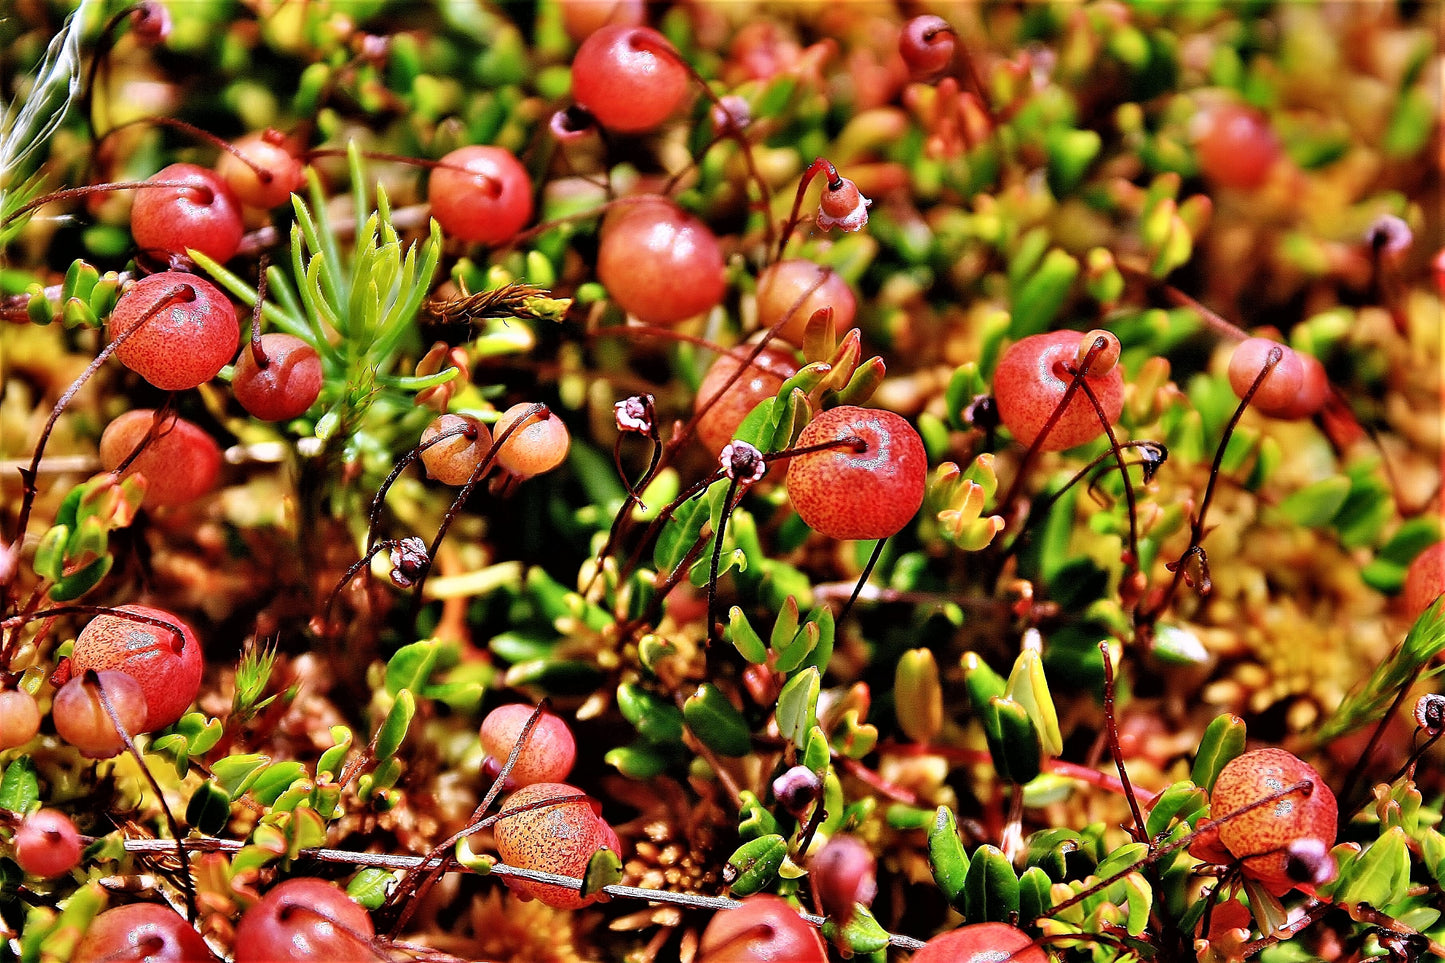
(821, 904), (891, 953)
(1123, 873), (1152, 937)
(1006, 650), (1062, 757)
(185, 782), (231, 836)
(346, 868), (394, 910)
(1277, 476), (1351, 528)
(0, 757), (41, 814)
(895, 649), (943, 744)
(1144, 781), (1209, 841)
(177, 714), (225, 756)
(770, 596), (802, 652)
(604, 742), (670, 779)
(773, 621), (819, 674)
(727, 607), (767, 664)
(212, 754), (271, 800)
(961, 652), (1007, 710)
(964, 845), (1019, 923)
(49, 556), (112, 601)
(581, 846), (623, 896)
(317, 726), (354, 780)
(982, 697), (1041, 784)
(374, 690), (415, 761)
(1191, 714), (1246, 792)
(738, 791), (779, 842)
(802, 725), (830, 774)
(32, 525), (68, 581)
(617, 682), (685, 745)
(654, 492), (710, 574)
(1018, 866), (1053, 922)
(725, 834), (787, 896)
(684, 684), (752, 757)
(776, 667), (821, 748)
(1025, 827), (1088, 882)
(384, 640), (442, 696)
(251, 762), (307, 806)
(1337, 826), (1412, 907)
(927, 807), (969, 908)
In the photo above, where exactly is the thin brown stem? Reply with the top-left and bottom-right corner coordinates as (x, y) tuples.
(1099, 641), (1147, 844)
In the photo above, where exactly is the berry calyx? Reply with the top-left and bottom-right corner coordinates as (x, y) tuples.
(52, 670), (148, 758)
(108, 273), (239, 391)
(1207, 748), (1338, 895)
(1405, 542), (1445, 621)
(597, 197), (726, 325)
(785, 406), (928, 541)
(992, 330), (1125, 451)
(74, 903), (214, 963)
(233, 878), (379, 963)
(428, 146), (534, 245)
(816, 175), (871, 232)
(697, 894), (827, 963)
(71, 604), (204, 732)
(1226, 337), (1306, 418)
(130, 163), (244, 263)
(99, 410), (222, 507)
(755, 260), (856, 347)
(909, 923), (1047, 963)
(493, 404), (571, 478)
(12, 809), (82, 878)
(479, 704), (577, 787)
(233, 333), (323, 421)
(420, 414), (492, 486)
(0, 687), (41, 750)
(571, 25), (690, 133)
(492, 782), (621, 909)
(899, 16), (955, 82)
(216, 131), (304, 209)
(694, 346), (799, 454)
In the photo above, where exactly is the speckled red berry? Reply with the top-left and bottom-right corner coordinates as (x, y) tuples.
(909, 923), (1047, 963)
(233, 334), (323, 421)
(993, 330), (1124, 451)
(233, 878), (378, 963)
(694, 346), (798, 454)
(71, 604), (203, 732)
(109, 272), (239, 391)
(1209, 748), (1337, 894)
(99, 410), (221, 507)
(130, 163), (243, 262)
(479, 704), (577, 787)
(786, 406), (927, 541)
(492, 782), (621, 909)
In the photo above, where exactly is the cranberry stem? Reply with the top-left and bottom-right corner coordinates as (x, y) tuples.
(81, 3), (156, 138)
(107, 400), (178, 478)
(775, 157), (841, 263)
(305, 148), (502, 196)
(4, 181), (215, 226)
(86, 669), (198, 923)
(1075, 373), (1141, 575)
(249, 256), (271, 368)
(94, 115), (279, 184)
(837, 537), (889, 624)
(1139, 346), (1283, 631)
(1099, 641), (1148, 844)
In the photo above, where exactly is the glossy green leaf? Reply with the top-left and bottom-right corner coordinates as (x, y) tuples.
(176, 713), (225, 756)
(1018, 866), (1053, 922)
(896, 649), (943, 744)
(384, 640), (442, 696)
(346, 868), (394, 910)
(32, 525), (67, 581)
(49, 556), (112, 601)
(581, 846), (623, 896)
(1123, 872), (1152, 937)
(251, 762), (308, 806)
(213, 753), (271, 800)
(1006, 650), (1062, 757)
(0, 757), (41, 815)
(617, 682), (684, 744)
(654, 491), (710, 575)
(726, 833), (787, 896)
(927, 807), (968, 907)
(776, 667), (821, 748)
(964, 845), (1019, 923)
(982, 697), (1041, 784)
(605, 742), (670, 779)
(185, 782), (231, 836)
(738, 791), (778, 842)
(770, 596), (802, 652)
(375, 690), (415, 761)
(821, 904), (890, 954)
(1191, 714), (1246, 792)
(727, 607), (767, 664)
(1336, 826), (1412, 907)
(1277, 476), (1351, 528)
(317, 726), (354, 780)
(684, 684), (752, 756)
(1144, 781), (1209, 841)
(1025, 828), (1087, 882)
(961, 652), (1007, 710)
(773, 621), (819, 675)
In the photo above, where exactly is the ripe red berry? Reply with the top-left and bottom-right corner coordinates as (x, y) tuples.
(233, 333), (324, 421)
(74, 903), (214, 963)
(492, 782), (621, 909)
(493, 404), (571, 478)
(12, 809), (82, 878)
(479, 704), (577, 787)
(559, 0), (645, 43)
(809, 834), (876, 925)
(233, 878), (379, 963)
(1403, 542), (1445, 621)
(755, 260), (856, 347)
(0, 687), (41, 750)
(785, 406), (927, 541)
(571, 25), (690, 133)
(910, 923), (1047, 963)
(697, 894), (827, 963)
(1191, 103), (1282, 191)
(597, 197), (726, 325)
(993, 330), (1125, 451)
(52, 670), (148, 758)
(420, 413), (493, 486)
(130, 163), (244, 263)
(899, 15), (955, 82)
(216, 131), (304, 209)
(99, 410), (221, 507)
(1208, 748), (1338, 895)
(108, 272), (239, 391)
(694, 346), (798, 454)
(71, 604), (204, 732)
(428, 146), (534, 245)
(1274, 351), (1329, 421)
(1226, 338), (1308, 418)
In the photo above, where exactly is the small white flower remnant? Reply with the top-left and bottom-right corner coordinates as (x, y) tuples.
(614, 394), (655, 434)
(817, 176), (872, 233)
(1366, 213), (1412, 257)
(720, 440), (766, 483)
(711, 95), (751, 133)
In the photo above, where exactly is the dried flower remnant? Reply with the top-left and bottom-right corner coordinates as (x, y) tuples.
(720, 440), (766, 484)
(614, 394), (655, 434)
(389, 537), (430, 588)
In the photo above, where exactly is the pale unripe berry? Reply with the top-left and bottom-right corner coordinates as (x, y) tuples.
(694, 346), (798, 454)
(52, 670), (147, 757)
(217, 132), (304, 209)
(479, 704), (577, 786)
(420, 414), (492, 486)
(12, 809), (82, 878)
(755, 260), (856, 347)
(0, 688), (41, 749)
(493, 404), (571, 478)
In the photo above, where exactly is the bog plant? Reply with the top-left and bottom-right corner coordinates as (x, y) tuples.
(0, 3), (1442, 963)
